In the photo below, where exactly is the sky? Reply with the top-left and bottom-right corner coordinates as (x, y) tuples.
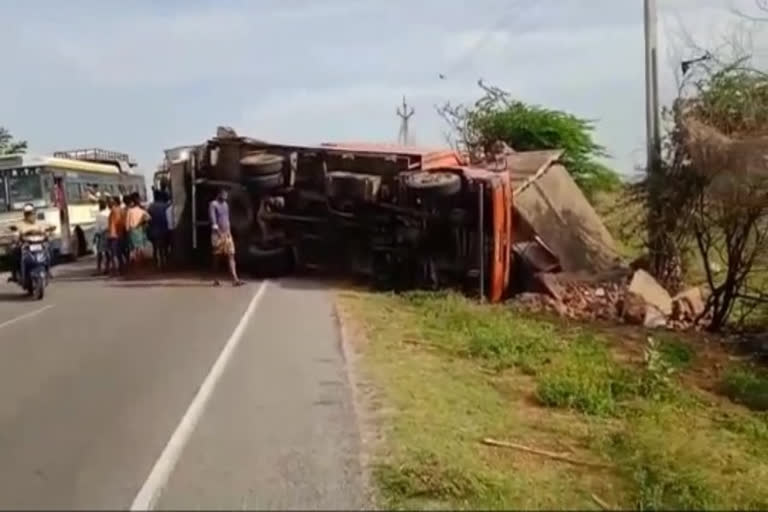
(1, 0), (766, 180)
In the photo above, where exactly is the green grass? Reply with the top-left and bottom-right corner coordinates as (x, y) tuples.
(656, 336), (695, 370)
(338, 289), (768, 510)
(719, 365), (768, 411)
(535, 336), (635, 416)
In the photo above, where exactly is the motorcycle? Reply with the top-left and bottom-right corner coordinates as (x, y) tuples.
(9, 227), (51, 300)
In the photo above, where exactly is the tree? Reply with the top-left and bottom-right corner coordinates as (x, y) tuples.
(437, 81), (621, 197)
(643, 58), (768, 331)
(0, 127), (27, 155)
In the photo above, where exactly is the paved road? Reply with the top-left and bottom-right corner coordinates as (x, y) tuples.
(0, 261), (366, 510)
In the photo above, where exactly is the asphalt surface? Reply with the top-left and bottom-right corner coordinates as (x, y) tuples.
(0, 260), (366, 510)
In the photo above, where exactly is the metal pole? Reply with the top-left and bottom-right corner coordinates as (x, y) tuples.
(644, 0), (661, 173)
(477, 182), (485, 302)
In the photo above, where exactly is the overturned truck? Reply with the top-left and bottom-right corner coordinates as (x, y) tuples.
(165, 129), (513, 301)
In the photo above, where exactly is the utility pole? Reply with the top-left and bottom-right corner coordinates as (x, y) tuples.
(397, 96), (415, 145)
(644, 0), (661, 174)
(644, 0), (669, 282)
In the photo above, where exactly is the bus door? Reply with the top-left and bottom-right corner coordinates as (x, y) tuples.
(53, 176), (73, 256)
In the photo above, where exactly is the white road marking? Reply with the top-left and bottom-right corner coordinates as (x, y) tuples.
(0, 305), (55, 330)
(130, 281), (268, 511)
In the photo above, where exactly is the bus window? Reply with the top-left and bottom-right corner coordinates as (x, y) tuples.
(83, 184), (98, 202)
(66, 182), (82, 203)
(41, 174), (54, 203)
(8, 173), (44, 209)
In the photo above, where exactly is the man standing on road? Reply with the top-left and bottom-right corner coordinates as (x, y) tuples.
(209, 188), (244, 287)
(125, 193), (150, 269)
(147, 189), (170, 271)
(107, 196), (126, 275)
(94, 198), (110, 275)
(165, 195), (175, 266)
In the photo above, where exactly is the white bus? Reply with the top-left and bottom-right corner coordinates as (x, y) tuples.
(0, 153), (147, 264)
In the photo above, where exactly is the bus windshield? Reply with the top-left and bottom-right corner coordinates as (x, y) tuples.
(8, 174), (44, 209)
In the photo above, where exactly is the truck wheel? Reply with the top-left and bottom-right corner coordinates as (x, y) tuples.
(240, 153), (285, 176)
(326, 172), (380, 201)
(404, 171), (461, 197)
(245, 172), (284, 192)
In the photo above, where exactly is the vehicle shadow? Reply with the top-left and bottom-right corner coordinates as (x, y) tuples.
(0, 291), (30, 302)
(107, 280), (217, 289)
(273, 274), (368, 293)
(53, 259), (213, 287)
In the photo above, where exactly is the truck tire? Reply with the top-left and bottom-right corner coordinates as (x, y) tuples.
(245, 172), (284, 192)
(326, 172), (381, 201)
(241, 153), (285, 176)
(404, 171), (461, 197)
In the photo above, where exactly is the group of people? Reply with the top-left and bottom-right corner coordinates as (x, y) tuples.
(6, 186), (244, 287)
(93, 187), (242, 287)
(93, 190), (173, 275)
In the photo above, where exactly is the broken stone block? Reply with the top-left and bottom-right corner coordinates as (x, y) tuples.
(644, 305), (668, 329)
(628, 270), (673, 316)
(671, 286), (707, 320)
(622, 292), (648, 325)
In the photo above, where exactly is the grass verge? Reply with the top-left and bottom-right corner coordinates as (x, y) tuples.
(338, 289), (768, 510)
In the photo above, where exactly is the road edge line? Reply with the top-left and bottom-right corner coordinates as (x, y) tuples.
(332, 298), (376, 508)
(0, 305), (55, 330)
(129, 281), (268, 511)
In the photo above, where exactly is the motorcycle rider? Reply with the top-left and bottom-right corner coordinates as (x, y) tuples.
(7, 204), (54, 283)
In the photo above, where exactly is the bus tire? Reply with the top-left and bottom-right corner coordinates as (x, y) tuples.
(65, 236), (79, 262)
(64, 228), (84, 261)
(75, 227), (88, 257)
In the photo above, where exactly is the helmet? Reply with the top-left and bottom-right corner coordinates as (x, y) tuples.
(22, 203), (35, 214)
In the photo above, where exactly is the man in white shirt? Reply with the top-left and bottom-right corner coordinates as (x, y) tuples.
(94, 198), (110, 274)
(165, 199), (175, 264)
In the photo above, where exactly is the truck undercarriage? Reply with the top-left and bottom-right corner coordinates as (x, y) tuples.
(168, 132), (512, 301)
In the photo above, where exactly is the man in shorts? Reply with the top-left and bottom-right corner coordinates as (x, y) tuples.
(209, 188), (244, 287)
(94, 198), (110, 275)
